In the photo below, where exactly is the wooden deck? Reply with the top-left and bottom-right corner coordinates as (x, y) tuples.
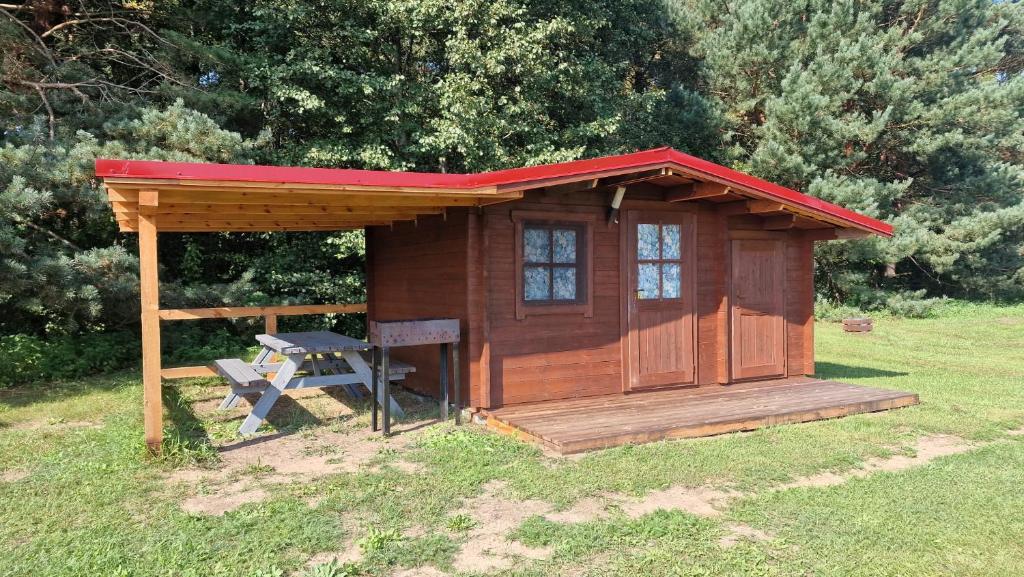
(481, 377), (919, 454)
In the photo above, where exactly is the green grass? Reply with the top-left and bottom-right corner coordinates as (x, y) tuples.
(1, 303), (1022, 577)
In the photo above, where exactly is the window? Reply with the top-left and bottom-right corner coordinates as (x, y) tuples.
(523, 223), (584, 303)
(636, 222), (683, 300)
(512, 211), (594, 319)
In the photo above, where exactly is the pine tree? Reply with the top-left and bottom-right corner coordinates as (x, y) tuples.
(676, 0), (1024, 307)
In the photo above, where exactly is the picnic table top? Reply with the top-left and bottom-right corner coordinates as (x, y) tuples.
(256, 331), (369, 354)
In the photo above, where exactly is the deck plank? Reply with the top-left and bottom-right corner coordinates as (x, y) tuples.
(482, 378), (919, 454)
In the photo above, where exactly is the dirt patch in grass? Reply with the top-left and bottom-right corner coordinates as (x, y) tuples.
(777, 434), (972, 490)
(181, 487), (269, 516)
(619, 485), (740, 519)
(718, 522), (772, 548)
(546, 496), (615, 523)
(392, 567), (451, 577)
(436, 434), (980, 571)
(305, 539), (363, 568)
(452, 480), (554, 573)
(7, 419), (99, 431)
(0, 468), (29, 483)
(167, 418), (434, 515)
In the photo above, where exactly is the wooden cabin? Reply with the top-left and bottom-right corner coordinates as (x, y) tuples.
(364, 148), (892, 405)
(97, 147), (916, 453)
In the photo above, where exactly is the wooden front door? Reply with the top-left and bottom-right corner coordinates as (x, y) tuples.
(730, 239), (786, 380)
(625, 211), (696, 390)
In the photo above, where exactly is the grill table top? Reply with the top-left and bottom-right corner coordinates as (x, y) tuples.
(369, 318), (460, 347)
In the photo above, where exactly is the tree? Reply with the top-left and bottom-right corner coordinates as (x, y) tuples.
(675, 0), (1024, 307)
(184, 0), (718, 171)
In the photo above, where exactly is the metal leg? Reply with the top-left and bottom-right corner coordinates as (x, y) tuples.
(452, 340), (461, 425)
(440, 342), (449, 421)
(381, 346), (391, 436)
(370, 346), (379, 432)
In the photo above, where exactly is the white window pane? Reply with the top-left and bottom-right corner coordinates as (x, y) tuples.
(552, 229), (577, 263)
(638, 224), (659, 260)
(662, 224), (681, 260)
(662, 263), (681, 298)
(552, 267), (577, 300)
(638, 263), (659, 299)
(524, 228), (550, 263)
(524, 266), (550, 300)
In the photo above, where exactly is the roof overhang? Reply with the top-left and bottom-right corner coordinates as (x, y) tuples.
(95, 147), (893, 236)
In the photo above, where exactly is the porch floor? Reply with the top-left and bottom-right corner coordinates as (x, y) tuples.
(481, 377), (919, 454)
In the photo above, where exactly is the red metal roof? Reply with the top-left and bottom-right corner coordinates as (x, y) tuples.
(95, 147), (893, 236)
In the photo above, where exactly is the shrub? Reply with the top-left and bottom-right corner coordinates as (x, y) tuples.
(0, 332), (140, 388)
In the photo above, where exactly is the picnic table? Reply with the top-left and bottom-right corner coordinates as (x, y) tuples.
(213, 331), (411, 435)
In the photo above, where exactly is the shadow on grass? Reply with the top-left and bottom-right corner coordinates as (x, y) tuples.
(162, 384), (216, 459)
(815, 362), (909, 380)
(0, 370), (135, 410)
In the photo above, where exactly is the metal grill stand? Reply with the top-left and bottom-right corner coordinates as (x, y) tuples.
(369, 318), (461, 435)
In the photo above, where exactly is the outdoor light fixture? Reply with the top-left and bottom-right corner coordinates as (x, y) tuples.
(609, 185), (626, 225)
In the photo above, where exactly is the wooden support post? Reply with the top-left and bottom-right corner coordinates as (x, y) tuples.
(138, 190), (162, 452)
(264, 313), (278, 334)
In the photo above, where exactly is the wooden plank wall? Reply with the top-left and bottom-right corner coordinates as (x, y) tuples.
(785, 232), (815, 376)
(367, 189), (819, 410)
(695, 208), (728, 385)
(366, 211), (471, 402)
(485, 192), (623, 405)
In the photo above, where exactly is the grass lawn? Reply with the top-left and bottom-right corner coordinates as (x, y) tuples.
(1, 302), (1023, 577)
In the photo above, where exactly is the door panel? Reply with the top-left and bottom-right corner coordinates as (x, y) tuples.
(730, 239), (786, 380)
(626, 211), (696, 390)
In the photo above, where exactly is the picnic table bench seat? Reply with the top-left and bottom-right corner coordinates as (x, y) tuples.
(212, 358), (270, 388)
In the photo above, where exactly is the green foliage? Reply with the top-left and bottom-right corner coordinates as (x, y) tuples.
(445, 512), (476, 532)
(358, 526), (403, 554)
(0, 332), (139, 388)
(190, 0), (715, 171)
(675, 0), (1024, 303)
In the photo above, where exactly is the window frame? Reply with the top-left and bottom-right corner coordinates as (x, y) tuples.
(512, 210), (595, 320)
(636, 222), (685, 302)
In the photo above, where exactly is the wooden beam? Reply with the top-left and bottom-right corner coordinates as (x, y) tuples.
(103, 176), (502, 197)
(666, 181), (731, 202)
(160, 365), (216, 379)
(118, 215), (406, 228)
(107, 187), (499, 207)
(835, 228), (872, 239)
(158, 303), (367, 321)
(763, 214), (797, 230)
(793, 215), (834, 229)
(112, 204), (445, 217)
(804, 228), (871, 240)
(137, 194), (162, 453)
(662, 184), (694, 202)
(117, 221), (390, 233)
(543, 178), (598, 195)
(718, 199), (785, 216)
(599, 168), (669, 188)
